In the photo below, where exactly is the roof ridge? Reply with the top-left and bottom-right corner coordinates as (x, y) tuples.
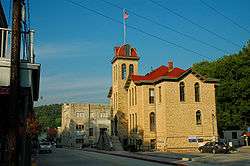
(146, 65), (167, 75)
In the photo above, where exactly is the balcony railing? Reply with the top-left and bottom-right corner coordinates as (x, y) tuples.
(0, 27), (40, 100)
(0, 27), (35, 63)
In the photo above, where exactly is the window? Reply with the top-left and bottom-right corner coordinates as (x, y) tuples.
(150, 112), (156, 131)
(76, 139), (84, 144)
(150, 139), (156, 150)
(130, 114), (132, 132)
(114, 93), (116, 110)
(122, 64), (126, 80)
(135, 87), (137, 105)
(196, 110), (202, 125)
(158, 86), (161, 103)
(132, 114), (135, 132)
(132, 88), (134, 106)
(135, 113), (137, 132)
(129, 89), (131, 106)
(179, 82), (185, 102)
(76, 112), (84, 117)
(76, 124), (84, 130)
(115, 92), (118, 109)
(89, 128), (93, 136)
(149, 88), (155, 104)
(129, 64), (134, 74)
(232, 132), (237, 139)
(195, 83), (200, 102)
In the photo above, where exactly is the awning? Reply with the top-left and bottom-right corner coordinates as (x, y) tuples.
(242, 132), (250, 137)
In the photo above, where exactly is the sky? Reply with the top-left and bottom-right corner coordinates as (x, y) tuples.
(2, 0), (250, 106)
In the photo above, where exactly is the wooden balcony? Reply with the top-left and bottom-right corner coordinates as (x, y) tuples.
(0, 28), (40, 101)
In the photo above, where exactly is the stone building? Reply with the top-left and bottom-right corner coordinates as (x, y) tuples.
(60, 103), (111, 148)
(108, 44), (218, 151)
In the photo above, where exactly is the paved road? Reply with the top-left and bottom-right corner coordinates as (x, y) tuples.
(36, 148), (169, 166)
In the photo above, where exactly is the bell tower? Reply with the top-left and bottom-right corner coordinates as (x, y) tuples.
(110, 44), (139, 144)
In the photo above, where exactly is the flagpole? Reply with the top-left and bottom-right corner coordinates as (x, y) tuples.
(123, 9), (126, 44)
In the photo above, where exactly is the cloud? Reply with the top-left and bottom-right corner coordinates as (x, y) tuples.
(36, 40), (110, 59)
(35, 73), (111, 106)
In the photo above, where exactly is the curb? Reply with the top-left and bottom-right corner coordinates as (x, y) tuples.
(137, 153), (192, 161)
(83, 149), (187, 166)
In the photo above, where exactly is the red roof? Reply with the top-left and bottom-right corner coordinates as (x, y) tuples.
(114, 44), (138, 58)
(131, 66), (187, 81)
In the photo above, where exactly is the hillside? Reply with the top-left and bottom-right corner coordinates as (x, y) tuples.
(193, 41), (250, 133)
(34, 104), (62, 130)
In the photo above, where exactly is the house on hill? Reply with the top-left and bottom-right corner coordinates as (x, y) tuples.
(108, 43), (218, 152)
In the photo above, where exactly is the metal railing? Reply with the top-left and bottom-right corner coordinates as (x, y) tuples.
(0, 27), (35, 63)
(0, 28), (11, 59)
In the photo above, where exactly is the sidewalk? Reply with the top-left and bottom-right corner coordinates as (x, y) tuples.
(83, 148), (187, 166)
(238, 146), (250, 153)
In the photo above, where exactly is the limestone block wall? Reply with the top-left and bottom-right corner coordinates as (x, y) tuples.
(60, 103), (111, 147)
(155, 74), (218, 151)
(111, 59), (139, 142)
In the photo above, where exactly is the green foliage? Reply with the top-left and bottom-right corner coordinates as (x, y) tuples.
(193, 41), (250, 133)
(34, 104), (62, 131)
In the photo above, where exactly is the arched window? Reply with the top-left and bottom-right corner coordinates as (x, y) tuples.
(179, 82), (185, 102)
(122, 64), (126, 80)
(150, 112), (156, 131)
(135, 113), (137, 132)
(129, 64), (134, 74)
(196, 110), (201, 125)
(132, 114), (135, 132)
(195, 83), (200, 102)
(129, 114), (132, 132)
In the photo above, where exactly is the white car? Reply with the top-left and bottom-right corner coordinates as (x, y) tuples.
(39, 142), (52, 153)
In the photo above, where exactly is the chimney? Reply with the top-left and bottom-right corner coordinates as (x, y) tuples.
(168, 60), (173, 71)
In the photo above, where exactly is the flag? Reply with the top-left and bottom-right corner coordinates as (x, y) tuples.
(123, 10), (128, 20)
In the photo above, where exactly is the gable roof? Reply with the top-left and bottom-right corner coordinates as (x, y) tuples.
(124, 66), (218, 89)
(131, 66), (186, 82)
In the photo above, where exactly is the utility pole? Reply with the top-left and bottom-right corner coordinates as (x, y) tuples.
(88, 104), (90, 143)
(7, 0), (23, 165)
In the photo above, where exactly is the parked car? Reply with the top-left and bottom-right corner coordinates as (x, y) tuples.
(39, 142), (52, 153)
(198, 141), (230, 154)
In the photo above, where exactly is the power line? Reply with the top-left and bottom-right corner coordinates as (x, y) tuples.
(64, 0), (212, 60)
(99, 0), (230, 55)
(148, 0), (241, 49)
(199, 0), (250, 35)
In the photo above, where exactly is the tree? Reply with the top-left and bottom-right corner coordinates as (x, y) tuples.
(193, 41), (250, 134)
(34, 104), (62, 131)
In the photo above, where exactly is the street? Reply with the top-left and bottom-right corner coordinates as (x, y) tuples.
(36, 148), (169, 166)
